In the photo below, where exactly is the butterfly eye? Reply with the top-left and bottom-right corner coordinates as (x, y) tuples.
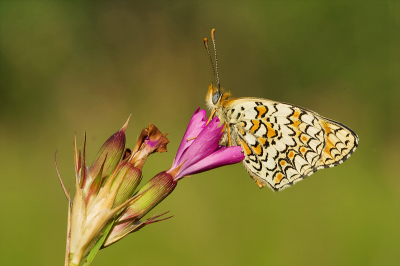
(212, 92), (220, 104)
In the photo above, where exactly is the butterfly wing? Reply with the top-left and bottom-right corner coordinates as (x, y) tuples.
(222, 98), (359, 191)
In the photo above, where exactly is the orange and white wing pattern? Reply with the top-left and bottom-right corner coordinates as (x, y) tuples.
(223, 98), (359, 191)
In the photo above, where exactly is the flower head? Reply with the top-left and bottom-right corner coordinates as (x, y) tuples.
(57, 108), (245, 265)
(63, 120), (169, 265)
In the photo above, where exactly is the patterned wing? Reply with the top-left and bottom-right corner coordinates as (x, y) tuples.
(223, 98), (359, 191)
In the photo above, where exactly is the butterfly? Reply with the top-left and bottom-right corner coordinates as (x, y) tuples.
(204, 29), (359, 191)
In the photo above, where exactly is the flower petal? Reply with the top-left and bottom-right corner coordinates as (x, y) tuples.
(172, 108), (207, 168)
(175, 145), (244, 179)
(177, 117), (223, 171)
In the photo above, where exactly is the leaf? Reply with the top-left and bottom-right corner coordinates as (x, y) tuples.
(82, 220), (115, 266)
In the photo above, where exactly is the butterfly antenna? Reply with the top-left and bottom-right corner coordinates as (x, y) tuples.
(204, 37), (218, 89)
(211, 29), (220, 90)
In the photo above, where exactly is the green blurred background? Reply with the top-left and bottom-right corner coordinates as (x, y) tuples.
(1, 1), (399, 265)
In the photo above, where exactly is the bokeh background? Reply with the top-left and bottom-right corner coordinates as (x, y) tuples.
(1, 1), (399, 266)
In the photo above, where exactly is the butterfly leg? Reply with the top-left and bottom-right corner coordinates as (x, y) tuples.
(216, 123), (232, 146)
(225, 122), (232, 146)
(187, 136), (197, 142)
(188, 108), (217, 142)
(205, 108), (217, 125)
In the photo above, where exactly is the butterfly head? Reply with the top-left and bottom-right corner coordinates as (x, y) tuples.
(206, 83), (231, 111)
(206, 83), (220, 108)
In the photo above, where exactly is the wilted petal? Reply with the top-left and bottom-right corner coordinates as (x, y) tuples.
(144, 124), (169, 153)
(128, 123), (169, 170)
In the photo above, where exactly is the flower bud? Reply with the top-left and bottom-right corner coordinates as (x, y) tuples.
(111, 162), (142, 208)
(126, 171), (177, 219)
(86, 120), (128, 189)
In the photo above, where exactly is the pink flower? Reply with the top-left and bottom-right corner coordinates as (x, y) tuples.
(168, 108), (244, 180)
(103, 108), (244, 248)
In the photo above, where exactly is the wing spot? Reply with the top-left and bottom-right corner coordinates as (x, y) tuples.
(240, 139), (252, 156)
(292, 111), (301, 119)
(275, 173), (283, 184)
(255, 106), (267, 119)
(266, 123), (277, 138)
(253, 143), (263, 156)
(250, 120), (261, 133)
(292, 120), (301, 128)
(321, 121), (332, 134)
(258, 137), (267, 145)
